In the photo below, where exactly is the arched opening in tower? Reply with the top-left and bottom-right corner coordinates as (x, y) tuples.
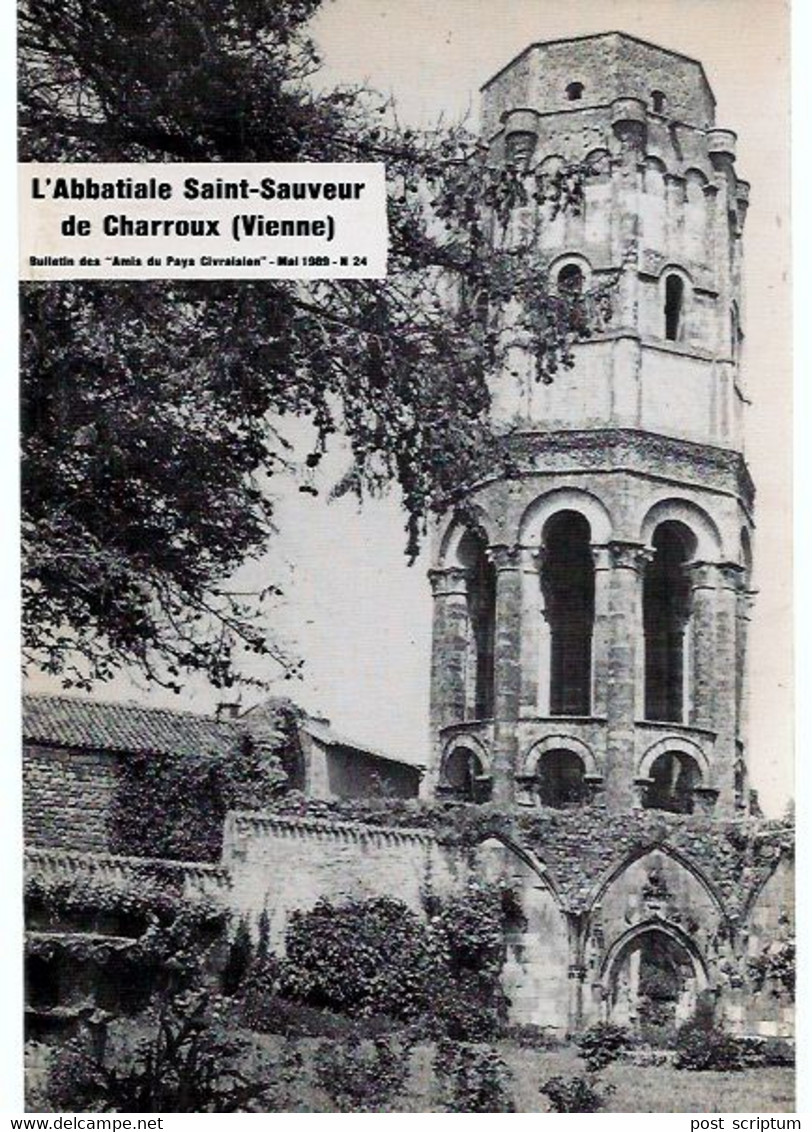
(536, 749), (587, 808)
(664, 273), (685, 341)
(543, 511), (595, 716)
(458, 529), (496, 719)
(442, 745), (491, 803)
(644, 750), (702, 813)
(643, 521), (694, 723)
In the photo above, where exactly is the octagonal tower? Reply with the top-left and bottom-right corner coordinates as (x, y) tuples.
(427, 33), (755, 816)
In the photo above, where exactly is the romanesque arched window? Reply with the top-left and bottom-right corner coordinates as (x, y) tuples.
(644, 750), (702, 813)
(543, 511), (595, 716)
(557, 263), (584, 295)
(643, 521), (695, 722)
(566, 81), (584, 101)
(458, 529), (496, 719)
(651, 90), (667, 114)
(537, 749), (587, 808)
(443, 745), (491, 803)
(664, 273), (685, 341)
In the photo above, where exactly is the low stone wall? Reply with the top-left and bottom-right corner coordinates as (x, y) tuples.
(24, 846), (231, 905)
(223, 811), (465, 947)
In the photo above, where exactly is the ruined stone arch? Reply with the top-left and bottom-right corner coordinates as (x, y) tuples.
(639, 497), (723, 561)
(438, 507), (497, 568)
(638, 735), (710, 781)
(518, 487), (613, 548)
(586, 841), (727, 921)
(523, 734), (600, 778)
(440, 740), (492, 803)
(601, 919), (710, 986)
(601, 919), (709, 1027)
(474, 830), (562, 900)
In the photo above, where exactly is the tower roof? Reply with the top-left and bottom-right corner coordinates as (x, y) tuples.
(480, 31), (716, 136)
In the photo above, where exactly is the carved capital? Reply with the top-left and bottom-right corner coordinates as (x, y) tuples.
(684, 560), (718, 591)
(608, 541), (654, 573)
(718, 562), (746, 592)
(428, 566), (470, 597)
(487, 543), (523, 572)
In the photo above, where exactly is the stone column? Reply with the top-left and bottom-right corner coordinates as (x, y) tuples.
(604, 542), (652, 808)
(715, 563), (745, 813)
(590, 544), (612, 718)
(427, 566), (470, 796)
(490, 544), (523, 805)
(519, 546), (544, 716)
(686, 561), (718, 730)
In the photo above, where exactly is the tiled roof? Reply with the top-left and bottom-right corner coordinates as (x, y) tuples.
(23, 693), (243, 759)
(301, 718), (424, 772)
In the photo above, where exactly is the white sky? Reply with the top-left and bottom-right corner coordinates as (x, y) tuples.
(24, 0), (793, 816)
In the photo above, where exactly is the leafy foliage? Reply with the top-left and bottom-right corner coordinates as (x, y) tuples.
(540, 1074), (612, 1113)
(576, 1022), (631, 1072)
(433, 1039), (514, 1112)
(673, 1019), (751, 1072)
(107, 723), (291, 861)
(45, 993), (274, 1112)
(748, 939), (795, 999)
(19, 0), (612, 692)
(280, 896), (441, 1021)
(313, 1035), (415, 1112)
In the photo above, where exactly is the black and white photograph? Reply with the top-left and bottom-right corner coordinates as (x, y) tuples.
(14, 0), (794, 1114)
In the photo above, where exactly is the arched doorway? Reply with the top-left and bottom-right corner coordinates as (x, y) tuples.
(605, 925), (706, 1031)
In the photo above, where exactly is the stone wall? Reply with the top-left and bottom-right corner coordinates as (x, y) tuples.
(23, 744), (120, 853)
(222, 811), (464, 949)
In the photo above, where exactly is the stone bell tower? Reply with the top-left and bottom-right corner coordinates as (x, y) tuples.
(427, 33), (755, 816)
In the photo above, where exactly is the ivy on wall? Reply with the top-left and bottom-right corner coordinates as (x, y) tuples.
(107, 716), (299, 862)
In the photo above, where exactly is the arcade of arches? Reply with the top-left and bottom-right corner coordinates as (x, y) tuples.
(431, 501), (751, 814)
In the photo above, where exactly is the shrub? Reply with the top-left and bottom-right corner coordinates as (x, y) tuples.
(674, 1021), (749, 1072)
(540, 1074), (612, 1113)
(419, 981), (504, 1042)
(280, 897), (442, 1021)
(313, 1036), (414, 1112)
(576, 1022), (630, 1071)
(434, 1040), (514, 1112)
(45, 993), (272, 1112)
(736, 1036), (795, 1067)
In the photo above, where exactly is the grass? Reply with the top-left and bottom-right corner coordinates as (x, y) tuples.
(241, 1033), (795, 1113)
(26, 1021), (795, 1113)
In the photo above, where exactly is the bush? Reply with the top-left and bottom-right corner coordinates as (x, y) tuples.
(423, 973), (506, 1041)
(434, 1040), (514, 1112)
(674, 1021), (749, 1072)
(45, 993), (272, 1112)
(576, 1022), (630, 1071)
(280, 897), (442, 1021)
(540, 1074), (612, 1113)
(313, 1036), (414, 1112)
